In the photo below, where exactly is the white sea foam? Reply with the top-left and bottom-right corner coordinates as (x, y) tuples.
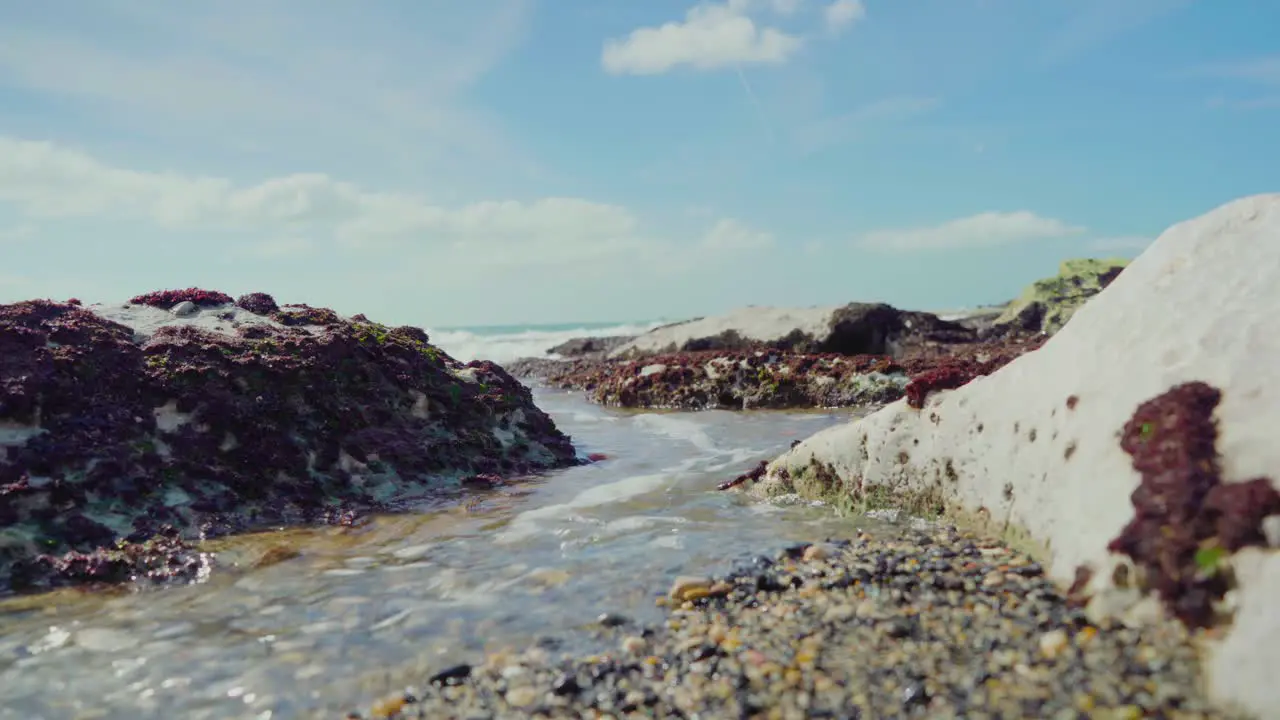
(630, 413), (722, 453)
(427, 321), (664, 365)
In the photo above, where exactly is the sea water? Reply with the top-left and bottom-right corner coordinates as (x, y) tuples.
(0, 324), (885, 719)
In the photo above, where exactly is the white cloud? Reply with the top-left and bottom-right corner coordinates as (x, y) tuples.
(700, 218), (775, 250)
(0, 136), (641, 263)
(823, 0), (866, 33)
(601, 1), (803, 75)
(859, 211), (1086, 252)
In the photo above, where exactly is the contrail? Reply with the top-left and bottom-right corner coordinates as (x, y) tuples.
(734, 63), (776, 144)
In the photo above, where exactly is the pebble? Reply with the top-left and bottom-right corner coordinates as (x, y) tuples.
(359, 525), (1227, 719)
(668, 576), (713, 602)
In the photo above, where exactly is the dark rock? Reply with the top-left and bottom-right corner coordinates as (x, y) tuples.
(428, 663), (473, 686)
(0, 297), (579, 594)
(128, 288), (234, 308)
(608, 302), (979, 361)
(235, 292), (279, 315)
(546, 335), (634, 358)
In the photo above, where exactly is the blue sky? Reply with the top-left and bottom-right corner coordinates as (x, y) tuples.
(0, 0), (1277, 326)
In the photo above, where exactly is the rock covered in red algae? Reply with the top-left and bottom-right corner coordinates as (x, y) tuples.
(1107, 381), (1280, 628)
(0, 294), (580, 594)
(510, 350), (911, 410)
(901, 335), (1047, 409)
(235, 292), (280, 315)
(129, 288), (235, 308)
(507, 330), (1043, 412)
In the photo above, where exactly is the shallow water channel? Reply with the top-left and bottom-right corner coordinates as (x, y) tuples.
(0, 390), (894, 719)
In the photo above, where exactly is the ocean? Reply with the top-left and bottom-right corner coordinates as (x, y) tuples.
(426, 320), (666, 365)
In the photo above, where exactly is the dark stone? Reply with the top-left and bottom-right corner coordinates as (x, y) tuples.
(0, 296), (579, 594)
(428, 663), (473, 686)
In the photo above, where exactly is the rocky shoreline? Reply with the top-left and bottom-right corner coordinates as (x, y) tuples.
(0, 291), (583, 594)
(507, 332), (1046, 412)
(503, 260), (1117, 412)
(350, 523), (1221, 719)
(339, 197), (1279, 719)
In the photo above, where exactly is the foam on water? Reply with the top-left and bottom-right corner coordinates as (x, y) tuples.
(630, 413), (723, 453)
(427, 320), (666, 365)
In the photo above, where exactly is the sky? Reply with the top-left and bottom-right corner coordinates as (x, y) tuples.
(0, 0), (1277, 327)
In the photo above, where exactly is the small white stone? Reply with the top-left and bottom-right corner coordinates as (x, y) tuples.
(1038, 629), (1069, 659)
(504, 685), (539, 708)
(170, 301), (198, 317)
(621, 635), (648, 654)
(1262, 515), (1280, 548)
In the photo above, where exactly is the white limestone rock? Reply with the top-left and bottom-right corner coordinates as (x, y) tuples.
(755, 193), (1280, 718)
(609, 305), (841, 358)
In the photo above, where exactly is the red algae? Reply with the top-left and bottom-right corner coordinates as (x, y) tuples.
(0, 296), (579, 594)
(128, 288), (234, 308)
(1107, 381), (1280, 628)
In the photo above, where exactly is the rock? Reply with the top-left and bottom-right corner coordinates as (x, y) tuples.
(235, 292), (280, 315)
(669, 576), (714, 602)
(1039, 629), (1070, 659)
(0, 292), (579, 594)
(545, 335), (634, 358)
(169, 301), (198, 317)
(747, 194), (1280, 718)
(511, 350), (911, 411)
(991, 258), (1128, 336)
(608, 303), (976, 360)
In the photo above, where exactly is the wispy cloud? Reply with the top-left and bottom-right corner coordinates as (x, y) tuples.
(1192, 55), (1280, 110)
(823, 0), (866, 35)
(1193, 56), (1280, 85)
(794, 96), (941, 153)
(0, 1), (535, 181)
(0, 135), (776, 277)
(0, 224), (35, 243)
(700, 217), (775, 250)
(1039, 0), (1194, 64)
(859, 211), (1086, 252)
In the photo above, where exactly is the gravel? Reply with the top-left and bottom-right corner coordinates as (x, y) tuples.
(349, 525), (1229, 719)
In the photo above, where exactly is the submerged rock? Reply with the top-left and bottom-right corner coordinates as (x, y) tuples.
(744, 194), (1280, 718)
(0, 292), (579, 594)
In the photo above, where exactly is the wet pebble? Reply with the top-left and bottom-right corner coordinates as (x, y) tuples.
(360, 525), (1226, 719)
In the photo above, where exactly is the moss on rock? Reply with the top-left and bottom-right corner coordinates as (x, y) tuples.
(994, 258), (1128, 335)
